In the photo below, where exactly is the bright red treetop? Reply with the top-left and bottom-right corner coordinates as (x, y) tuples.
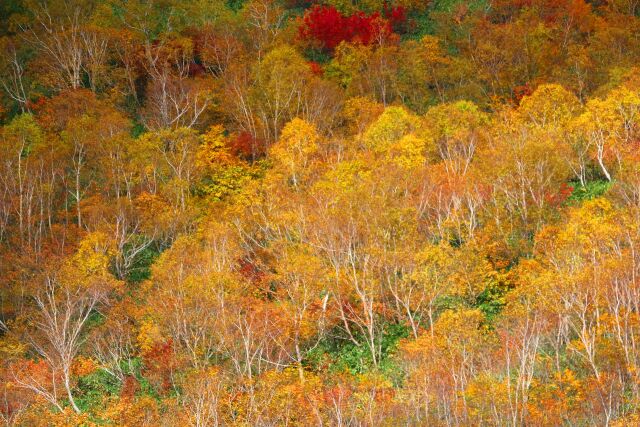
(299, 5), (396, 51)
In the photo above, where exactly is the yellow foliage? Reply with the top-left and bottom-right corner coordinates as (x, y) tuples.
(137, 318), (163, 354)
(196, 124), (235, 172)
(519, 84), (581, 127)
(271, 117), (321, 186)
(363, 106), (421, 153)
(71, 231), (116, 277)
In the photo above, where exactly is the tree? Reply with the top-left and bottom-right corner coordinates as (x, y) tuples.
(13, 232), (121, 413)
(401, 309), (492, 424)
(0, 37), (31, 112)
(270, 117), (321, 188)
(0, 113), (45, 245)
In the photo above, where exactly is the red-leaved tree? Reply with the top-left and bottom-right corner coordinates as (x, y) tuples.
(299, 5), (394, 51)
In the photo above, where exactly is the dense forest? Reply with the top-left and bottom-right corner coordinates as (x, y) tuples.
(1, 0), (640, 425)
